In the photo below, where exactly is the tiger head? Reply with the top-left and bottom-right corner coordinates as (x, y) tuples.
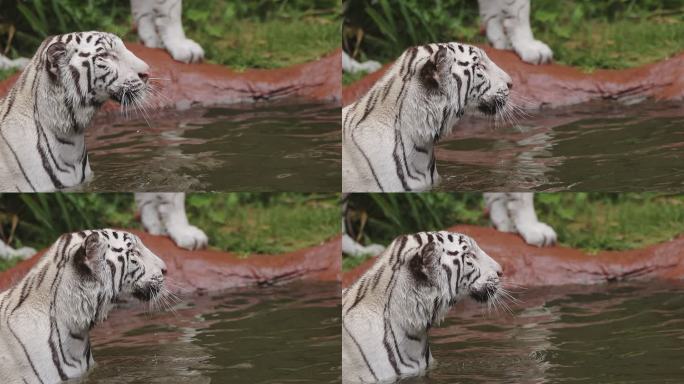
(42, 31), (149, 106)
(74, 229), (167, 302)
(408, 231), (503, 306)
(417, 42), (512, 117)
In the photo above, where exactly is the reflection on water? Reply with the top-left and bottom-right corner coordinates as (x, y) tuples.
(81, 282), (341, 383)
(81, 102), (340, 192)
(400, 283), (684, 383)
(436, 101), (684, 191)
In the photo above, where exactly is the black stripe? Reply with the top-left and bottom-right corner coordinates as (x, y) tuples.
(343, 322), (378, 381)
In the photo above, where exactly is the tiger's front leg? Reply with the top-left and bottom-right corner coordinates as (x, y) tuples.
(148, 193), (209, 251)
(131, 0), (204, 63)
(485, 192), (557, 247)
(478, 0), (553, 64)
(0, 54), (29, 71)
(0, 240), (35, 260)
(131, 0), (163, 48)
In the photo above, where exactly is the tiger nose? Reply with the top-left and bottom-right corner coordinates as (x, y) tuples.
(506, 81), (513, 90)
(497, 270), (503, 278)
(161, 267), (168, 276)
(138, 72), (149, 83)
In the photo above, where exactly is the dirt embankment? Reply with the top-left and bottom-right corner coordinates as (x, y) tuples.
(343, 47), (684, 108)
(0, 45), (342, 109)
(0, 230), (341, 295)
(343, 225), (684, 288)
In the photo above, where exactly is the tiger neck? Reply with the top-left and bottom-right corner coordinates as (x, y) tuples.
(27, 253), (115, 336)
(34, 70), (100, 137)
(389, 277), (453, 335)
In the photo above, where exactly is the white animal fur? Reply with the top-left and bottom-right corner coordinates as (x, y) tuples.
(135, 193), (208, 251)
(130, 0), (204, 63)
(0, 32), (149, 192)
(342, 231), (503, 383)
(342, 42), (512, 192)
(0, 229), (167, 384)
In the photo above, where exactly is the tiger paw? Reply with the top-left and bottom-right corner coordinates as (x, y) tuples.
(517, 221), (557, 247)
(165, 38), (204, 64)
(13, 246), (36, 260)
(168, 225), (208, 251)
(513, 39), (553, 65)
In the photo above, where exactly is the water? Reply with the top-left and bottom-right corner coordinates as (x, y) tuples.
(80, 282), (341, 383)
(399, 283), (684, 384)
(436, 101), (684, 191)
(81, 102), (341, 192)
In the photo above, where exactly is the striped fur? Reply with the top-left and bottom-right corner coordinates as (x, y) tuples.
(0, 31), (149, 192)
(342, 42), (512, 192)
(0, 229), (167, 384)
(342, 231), (502, 383)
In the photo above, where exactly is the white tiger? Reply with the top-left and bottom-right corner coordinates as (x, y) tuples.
(342, 42), (512, 192)
(343, 0), (552, 75)
(0, 0), (203, 71)
(342, 231), (504, 383)
(0, 193), (208, 261)
(0, 229), (168, 384)
(0, 31), (149, 192)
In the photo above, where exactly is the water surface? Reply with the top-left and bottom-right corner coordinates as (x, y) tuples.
(436, 101), (684, 191)
(82, 102), (340, 192)
(81, 282), (341, 383)
(400, 283), (684, 383)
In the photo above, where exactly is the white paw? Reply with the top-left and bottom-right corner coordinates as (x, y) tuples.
(342, 234), (385, 257)
(514, 39), (553, 65)
(0, 56), (29, 70)
(13, 58), (30, 69)
(12, 246), (36, 260)
(358, 60), (382, 73)
(143, 222), (166, 236)
(363, 244), (386, 256)
(168, 225), (208, 251)
(517, 222), (557, 247)
(165, 38), (204, 64)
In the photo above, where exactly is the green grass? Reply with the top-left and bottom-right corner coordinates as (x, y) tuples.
(342, 253), (374, 271)
(185, 194), (340, 256)
(0, 68), (18, 82)
(0, 258), (22, 272)
(535, 15), (684, 71)
(344, 0), (684, 74)
(188, 16), (339, 70)
(0, 193), (340, 272)
(344, 193), (684, 270)
(536, 194), (684, 253)
(342, 71), (367, 86)
(1, 0), (340, 71)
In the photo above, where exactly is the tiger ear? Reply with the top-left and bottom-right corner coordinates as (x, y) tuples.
(409, 241), (439, 284)
(45, 41), (67, 77)
(419, 47), (449, 91)
(75, 232), (106, 274)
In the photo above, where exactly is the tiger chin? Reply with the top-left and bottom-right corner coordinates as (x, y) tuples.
(0, 229), (168, 384)
(342, 231), (504, 384)
(342, 42), (512, 193)
(0, 31), (150, 192)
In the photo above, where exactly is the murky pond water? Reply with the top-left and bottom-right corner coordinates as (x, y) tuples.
(80, 282), (341, 383)
(80, 102), (340, 192)
(399, 282), (684, 384)
(436, 101), (684, 191)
